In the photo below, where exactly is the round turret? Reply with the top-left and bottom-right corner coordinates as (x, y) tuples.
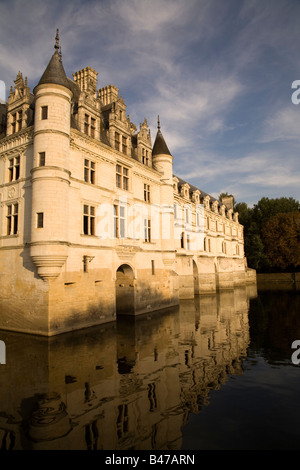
(30, 30), (73, 280)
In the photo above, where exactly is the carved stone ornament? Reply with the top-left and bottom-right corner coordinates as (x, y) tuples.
(7, 187), (16, 199)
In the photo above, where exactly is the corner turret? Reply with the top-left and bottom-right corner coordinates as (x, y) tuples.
(30, 30), (72, 281)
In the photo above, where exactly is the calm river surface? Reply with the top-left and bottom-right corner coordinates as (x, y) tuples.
(1, 285), (300, 450)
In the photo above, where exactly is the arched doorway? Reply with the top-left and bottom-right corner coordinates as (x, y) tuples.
(115, 264), (135, 316)
(193, 260), (199, 296)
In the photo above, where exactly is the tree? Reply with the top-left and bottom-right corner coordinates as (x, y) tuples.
(261, 211), (300, 270)
(252, 197), (300, 232)
(234, 196), (300, 272)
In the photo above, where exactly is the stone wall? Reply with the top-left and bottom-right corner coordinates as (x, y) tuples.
(257, 272), (300, 291)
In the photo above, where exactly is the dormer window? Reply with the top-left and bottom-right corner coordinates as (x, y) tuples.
(180, 183), (190, 199)
(115, 132), (120, 151)
(84, 114), (96, 138)
(84, 114), (89, 134)
(91, 117), (96, 138)
(11, 110), (22, 133)
(142, 148), (149, 165)
(122, 136), (127, 155)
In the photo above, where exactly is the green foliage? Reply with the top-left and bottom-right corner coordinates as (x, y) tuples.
(235, 196), (300, 272)
(261, 212), (300, 270)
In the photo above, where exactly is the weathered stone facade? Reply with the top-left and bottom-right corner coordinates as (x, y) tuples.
(0, 32), (256, 336)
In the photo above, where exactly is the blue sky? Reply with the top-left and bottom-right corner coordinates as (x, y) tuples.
(0, 0), (300, 206)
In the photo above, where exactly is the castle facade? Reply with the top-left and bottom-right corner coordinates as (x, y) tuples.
(0, 32), (256, 336)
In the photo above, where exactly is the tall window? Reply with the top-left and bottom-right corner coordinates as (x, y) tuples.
(17, 110), (22, 131)
(115, 132), (120, 151)
(144, 218), (151, 242)
(84, 159), (95, 184)
(7, 203), (18, 235)
(180, 232), (184, 249)
(84, 114), (89, 135)
(84, 115), (96, 137)
(122, 136), (127, 155)
(114, 204), (126, 238)
(41, 106), (48, 120)
(142, 149), (149, 165)
(91, 117), (96, 138)
(83, 205), (95, 235)
(11, 113), (16, 134)
(37, 212), (44, 228)
(144, 184), (150, 203)
(39, 152), (46, 167)
(11, 110), (22, 133)
(116, 164), (129, 190)
(8, 156), (20, 182)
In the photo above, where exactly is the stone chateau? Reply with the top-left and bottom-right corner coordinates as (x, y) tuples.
(0, 31), (256, 336)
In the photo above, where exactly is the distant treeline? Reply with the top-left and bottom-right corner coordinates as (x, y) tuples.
(229, 196), (300, 273)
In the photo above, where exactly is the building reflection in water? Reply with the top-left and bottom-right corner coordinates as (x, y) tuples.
(0, 285), (257, 450)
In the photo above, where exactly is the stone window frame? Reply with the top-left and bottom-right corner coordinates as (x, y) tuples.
(6, 201), (19, 236)
(122, 135), (128, 156)
(83, 203), (96, 236)
(116, 163), (129, 191)
(84, 158), (95, 184)
(41, 106), (48, 120)
(8, 155), (20, 182)
(142, 147), (149, 165)
(38, 152), (46, 167)
(11, 109), (23, 134)
(113, 201), (127, 239)
(144, 218), (151, 243)
(144, 183), (150, 203)
(37, 212), (44, 228)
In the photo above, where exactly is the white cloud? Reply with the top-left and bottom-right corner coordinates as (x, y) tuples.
(260, 107), (300, 143)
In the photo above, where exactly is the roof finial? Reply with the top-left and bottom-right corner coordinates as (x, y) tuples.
(157, 115), (161, 130)
(54, 29), (60, 53)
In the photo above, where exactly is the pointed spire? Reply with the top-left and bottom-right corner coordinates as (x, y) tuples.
(54, 29), (60, 53)
(35, 29), (73, 93)
(152, 116), (172, 157)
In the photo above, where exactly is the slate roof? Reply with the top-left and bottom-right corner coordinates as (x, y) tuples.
(152, 128), (172, 157)
(174, 175), (220, 205)
(35, 49), (74, 93)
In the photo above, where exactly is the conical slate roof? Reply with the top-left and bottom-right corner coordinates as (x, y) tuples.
(35, 30), (73, 93)
(152, 117), (172, 156)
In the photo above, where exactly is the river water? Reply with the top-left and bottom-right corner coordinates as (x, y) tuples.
(0, 284), (300, 450)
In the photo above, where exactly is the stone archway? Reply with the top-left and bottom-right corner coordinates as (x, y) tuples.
(115, 264), (135, 316)
(193, 260), (200, 296)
